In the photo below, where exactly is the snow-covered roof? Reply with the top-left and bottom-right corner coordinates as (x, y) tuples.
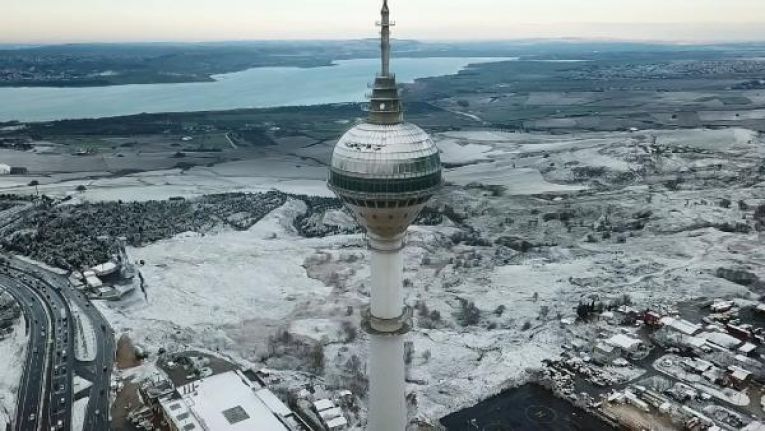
(743, 421), (765, 431)
(326, 416), (348, 430)
(85, 275), (103, 288)
(605, 334), (642, 351)
(685, 336), (707, 348)
(176, 371), (290, 431)
(160, 397), (202, 431)
(313, 399), (335, 412)
(739, 342), (757, 354)
(710, 300), (734, 312)
(728, 365), (752, 381)
(594, 342), (616, 354)
(92, 261), (118, 276)
(319, 407), (343, 421)
(660, 317), (700, 335)
(701, 331), (742, 349)
(254, 388), (292, 417)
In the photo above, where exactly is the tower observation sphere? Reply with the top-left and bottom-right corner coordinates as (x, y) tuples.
(328, 2), (442, 242)
(327, 1), (441, 430)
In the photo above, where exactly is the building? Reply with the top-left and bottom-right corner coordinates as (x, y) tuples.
(605, 334), (643, 353)
(593, 342), (620, 364)
(0, 164), (9, 175)
(644, 310), (663, 326)
(83, 270), (103, 289)
(326, 1), (442, 430)
(738, 342), (757, 357)
(701, 331), (742, 350)
(660, 317), (701, 336)
(91, 261), (118, 277)
(710, 300), (734, 313)
(158, 371), (301, 431)
(312, 399), (348, 430)
(727, 365), (752, 390)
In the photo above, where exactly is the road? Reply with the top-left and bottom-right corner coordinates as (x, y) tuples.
(1, 258), (115, 431)
(0, 270), (73, 431)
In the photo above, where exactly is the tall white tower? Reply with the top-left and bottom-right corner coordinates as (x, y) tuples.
(328, 1), (442, 429)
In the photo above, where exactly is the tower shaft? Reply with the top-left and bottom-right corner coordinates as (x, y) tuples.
(367, 236), (408, 431)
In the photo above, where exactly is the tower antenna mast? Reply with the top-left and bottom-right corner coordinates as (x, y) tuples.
(378, 0), (393, 76)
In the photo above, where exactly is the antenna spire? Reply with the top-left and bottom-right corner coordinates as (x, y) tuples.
(368, 0), (402, 124)
(380, 0), (391, 76)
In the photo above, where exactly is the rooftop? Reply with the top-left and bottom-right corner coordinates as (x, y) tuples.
(172, 371), (291, 431)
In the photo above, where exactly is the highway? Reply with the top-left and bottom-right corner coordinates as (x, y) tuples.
(0, 274), (52, 430)
(1, 257), (115, 431)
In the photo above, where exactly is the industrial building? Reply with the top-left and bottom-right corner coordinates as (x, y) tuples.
(156, 371), (305, 431)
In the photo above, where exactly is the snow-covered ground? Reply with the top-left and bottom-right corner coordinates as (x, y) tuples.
(71, 396), (88, 431)
(68, 300), (97, 362)
(0, 317), (26, 430)
(17, 126), (765, 426)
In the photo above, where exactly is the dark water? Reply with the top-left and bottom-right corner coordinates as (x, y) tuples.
(440, 384), (613, 431)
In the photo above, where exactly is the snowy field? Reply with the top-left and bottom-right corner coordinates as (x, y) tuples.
(11, 126), (765, 426)
(0, 318), (26, 430)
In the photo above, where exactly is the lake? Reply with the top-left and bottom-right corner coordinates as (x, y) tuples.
(440, 384), (613, 431)
(0, 57), (509, 122)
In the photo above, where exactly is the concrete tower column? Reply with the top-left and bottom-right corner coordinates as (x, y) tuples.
(365, 234), (409, 431)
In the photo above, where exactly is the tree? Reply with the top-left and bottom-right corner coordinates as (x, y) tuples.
(309, 343), (325, 375)
(456, 298), (481, 326)
(28, 180), (39, 196)
(404, 341), (414, 365)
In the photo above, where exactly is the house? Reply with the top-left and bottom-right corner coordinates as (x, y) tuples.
(727, 366), (753, 390)
(726, 323), (753, 341)
(644, 311), (663, 326)
(701, 331), (742, 350)
(660, 317), (701, 336)
(313, 398), (348, 431)
(710, 300), (734, 313)
(738, 342), (757, 357)
(605, 334), (643, 354)
(593, 342), (620, 364)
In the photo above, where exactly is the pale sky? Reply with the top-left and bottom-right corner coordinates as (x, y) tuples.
(3, 0), (765, 44)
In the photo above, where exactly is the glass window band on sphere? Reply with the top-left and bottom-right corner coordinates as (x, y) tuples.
(329, 170), (442, 195)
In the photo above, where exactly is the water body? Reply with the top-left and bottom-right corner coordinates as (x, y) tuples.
(0, 57), (509, 122)
(440, 384), (613, 431)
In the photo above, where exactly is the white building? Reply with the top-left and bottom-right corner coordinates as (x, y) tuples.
(159, 371), (296, 431)
(700, 331), (742, 350)
(660, 317), (701, 336)
(0, 164), (10, 175)
(91, 261), (118, 277)
(605, 334), (643, 353)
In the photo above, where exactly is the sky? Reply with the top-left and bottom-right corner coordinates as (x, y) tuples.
(3, 0), (765, 44)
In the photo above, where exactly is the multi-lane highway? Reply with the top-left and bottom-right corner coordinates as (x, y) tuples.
(1, 274), (54, 430)
(0, 269), (73, 431)
(1, 257), (114, 431)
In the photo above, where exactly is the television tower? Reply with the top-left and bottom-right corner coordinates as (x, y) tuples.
(328, 1), (442, 429)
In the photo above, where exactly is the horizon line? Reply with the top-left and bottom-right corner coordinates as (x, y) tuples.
(3, 35), (765, 47)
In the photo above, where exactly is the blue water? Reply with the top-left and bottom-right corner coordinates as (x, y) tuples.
(0, 57), (508, 122)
